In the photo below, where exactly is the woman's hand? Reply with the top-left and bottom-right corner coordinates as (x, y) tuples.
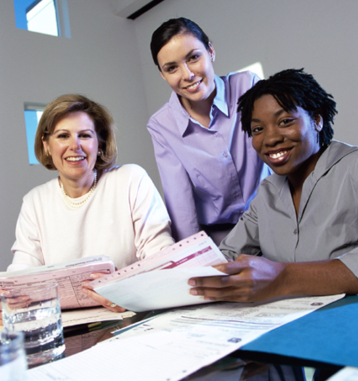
(82, 273), (126, 313)
(0, 289), (32, 326)
(0, 288), (6, 326)
(188, 254), (286, 303)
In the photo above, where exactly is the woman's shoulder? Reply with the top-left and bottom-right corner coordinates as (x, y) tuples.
(148, 91), (182, 128)
(100, 165), (156, 198)
(220, 71), (259, 100)
(20, 178), (59, 213)
(23, 178), (59, 201)
(325, 140), (358, 175)
(102, 164), (148, 182)
(327, 140), (358, 159)
(222, 70), (258, 86)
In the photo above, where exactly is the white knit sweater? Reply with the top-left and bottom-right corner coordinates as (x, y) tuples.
(9, 164), (174, 271)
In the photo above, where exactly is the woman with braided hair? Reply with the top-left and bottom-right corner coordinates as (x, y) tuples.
(188, 68), (358, 302)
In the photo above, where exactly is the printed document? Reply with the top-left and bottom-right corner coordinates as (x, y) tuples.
(0, 256), (114, 309)
(27, 294), (344, 381)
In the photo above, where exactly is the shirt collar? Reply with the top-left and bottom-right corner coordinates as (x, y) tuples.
(212, 75), (228, 117)
(168, 75), (228, 137)
(168, 91), (190, 136)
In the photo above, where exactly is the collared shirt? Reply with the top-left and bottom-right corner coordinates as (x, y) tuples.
(220, 141), (358, 277)
(147, 71), (270, 241)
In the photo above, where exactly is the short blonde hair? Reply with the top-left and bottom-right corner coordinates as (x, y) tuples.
(35, 94), (117, 170)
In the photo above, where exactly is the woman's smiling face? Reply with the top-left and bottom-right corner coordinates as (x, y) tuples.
(250, 94), (323, 187)
(157, 33), (216, 104)
(43, 111), (99, 185)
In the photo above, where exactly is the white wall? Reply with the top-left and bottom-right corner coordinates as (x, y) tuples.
(0, 0), (158, 269)
(1, 0), (358, 270)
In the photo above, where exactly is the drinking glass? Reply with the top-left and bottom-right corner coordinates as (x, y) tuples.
(0, 330), (28, 381)
(1, 283), (65, 366)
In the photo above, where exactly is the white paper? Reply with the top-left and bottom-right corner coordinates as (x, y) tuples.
(90, 233), (226, 288)
(27, 294), (344, 381)
(61, 307), (136, 327)
(91, 233), (228, 312)
(327, 367), (358, 381)
(95, 267), (225, 311)
(113, 294), (345, 343)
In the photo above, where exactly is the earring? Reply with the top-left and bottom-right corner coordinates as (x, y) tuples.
(98, 150), (102, 156)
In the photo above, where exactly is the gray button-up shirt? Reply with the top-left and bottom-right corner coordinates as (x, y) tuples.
(220, 141), (358, 277)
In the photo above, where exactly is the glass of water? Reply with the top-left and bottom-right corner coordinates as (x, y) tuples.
(1, 283), (65, 366)
(0, 331), (28, 381)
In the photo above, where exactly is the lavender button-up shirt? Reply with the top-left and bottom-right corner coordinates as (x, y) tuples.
(147, 71), (270, 241)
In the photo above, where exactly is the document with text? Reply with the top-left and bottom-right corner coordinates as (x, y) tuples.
(0, 256), (114, 309)
(27, 294), (344, 381)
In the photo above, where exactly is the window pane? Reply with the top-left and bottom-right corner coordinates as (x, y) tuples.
(24, 109), (43, 165)
(27, 0), (58, 36)
(13, 0), (59, 37)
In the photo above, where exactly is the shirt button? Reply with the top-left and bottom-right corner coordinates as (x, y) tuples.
(223, 151), (228, 158)
(293, 229), (298, 234)
(215, 133), (218, 137)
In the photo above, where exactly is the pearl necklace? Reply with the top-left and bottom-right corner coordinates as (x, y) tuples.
(60, 169), (97, 209)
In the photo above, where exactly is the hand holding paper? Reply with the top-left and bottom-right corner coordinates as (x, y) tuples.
(189, 254), (286, 303)
(188, 252), (358, 303)
(82, 273), (126, 312)
(91, 232), (228, 312)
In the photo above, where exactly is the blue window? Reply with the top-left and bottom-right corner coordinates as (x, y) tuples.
(13, 0), (70, 38)
(24, 106), (45, 165)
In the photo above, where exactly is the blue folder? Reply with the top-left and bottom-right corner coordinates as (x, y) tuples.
(240, 295), (358, 367)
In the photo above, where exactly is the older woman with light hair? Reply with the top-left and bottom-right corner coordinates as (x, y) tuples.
(8, 94), (174, 311)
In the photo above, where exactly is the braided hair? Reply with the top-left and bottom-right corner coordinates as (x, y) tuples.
(238, 68), (337, 146)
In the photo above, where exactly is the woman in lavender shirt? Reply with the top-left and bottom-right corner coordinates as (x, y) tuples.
(147, 18), (269, 244)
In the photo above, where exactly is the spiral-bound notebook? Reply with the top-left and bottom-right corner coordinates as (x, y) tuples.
(91, 232), (228, 312)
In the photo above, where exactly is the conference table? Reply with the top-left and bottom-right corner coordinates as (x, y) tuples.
(51, 295), (358, 381)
